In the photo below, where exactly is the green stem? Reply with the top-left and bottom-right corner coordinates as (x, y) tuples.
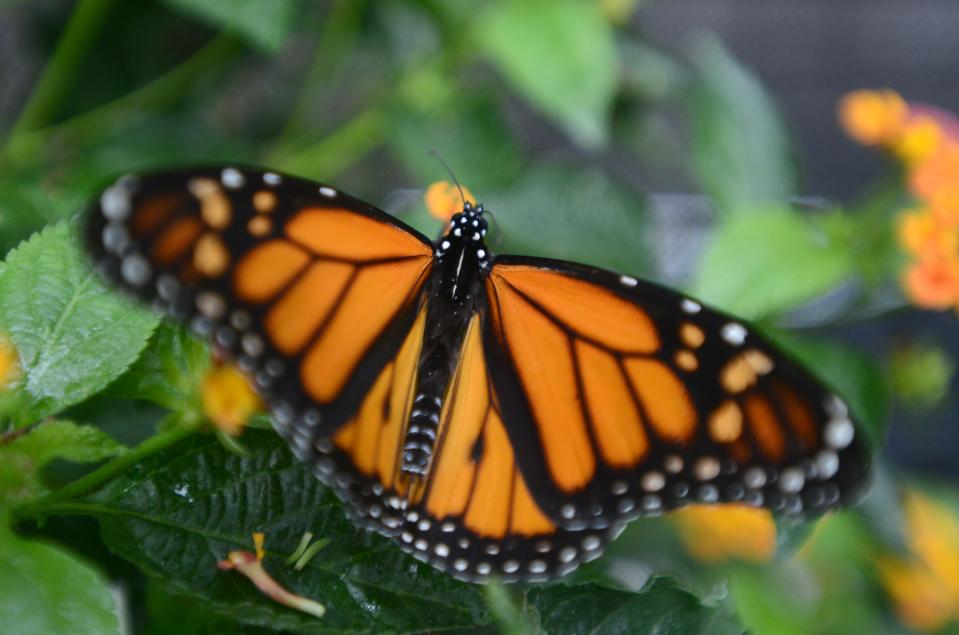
(12, 414), (200, 523)
(8, 0), (117, 138)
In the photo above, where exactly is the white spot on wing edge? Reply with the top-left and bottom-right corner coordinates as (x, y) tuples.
(619, 275), (638, 287)
(263, 172), (282, 185)
(721, 322), (748, 346)
(221, 167), (244, 189)
(681, 298), (702, 314)
(319, 186), (336, 198)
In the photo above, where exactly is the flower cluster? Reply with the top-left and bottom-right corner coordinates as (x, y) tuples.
(840, 89), (959, 310)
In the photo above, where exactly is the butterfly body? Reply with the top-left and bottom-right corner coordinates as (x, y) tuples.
(85, 166), (870, 583)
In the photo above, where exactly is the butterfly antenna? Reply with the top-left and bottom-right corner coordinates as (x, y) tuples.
(428, 148), (468, 208)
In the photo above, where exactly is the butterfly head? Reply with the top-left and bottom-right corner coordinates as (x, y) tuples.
(447, 202), (489, 243)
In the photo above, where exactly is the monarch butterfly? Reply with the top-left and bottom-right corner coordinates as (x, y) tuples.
(86, 166), (870, 582)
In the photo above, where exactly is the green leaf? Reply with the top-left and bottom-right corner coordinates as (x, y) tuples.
(478, 0), (618, 147)
(687, 35), (796, 215)
(159, 0), (298, 52)
(0, 420), (125, 502)
(526, 577), (742, 634)
(0, 222), (159, 425)
(75, 431), (489, 633)
(692, 208), (853, 319)
(5, 419), (125, 467)
(775, 336), (890, 446)
(104, 324), (209, 411)
(0, 520), (120, 635)
(485, 162), (649, 276)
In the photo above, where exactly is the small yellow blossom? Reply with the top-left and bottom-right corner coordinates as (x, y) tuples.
(672, 504), (777, 564)
(838, 89), (907, 146)
(876, 490), (959, 631)
(0, 332), (20, 391)
(893, 114), (943, 166)
(218, 533), (326, 618)
(201, 363), (262, 436)
(425, 181), (476, 222)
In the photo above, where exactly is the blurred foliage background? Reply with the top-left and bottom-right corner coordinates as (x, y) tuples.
(1, 0), (958, 633)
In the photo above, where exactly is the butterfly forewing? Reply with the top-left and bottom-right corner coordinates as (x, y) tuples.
(86, 168), (433, 440)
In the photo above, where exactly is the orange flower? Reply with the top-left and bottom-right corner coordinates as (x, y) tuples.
(876, 490), (959, 631)
(903, 259), (959, 311)
(898, 209), (958, 259)
(0, 332), (19, 392)
(425, 181), (476, 222)
(843, 90), (959, 312)
(201, 362), (262, 436)
(671, 504), (776, 564)
(838, 89), (907, 146)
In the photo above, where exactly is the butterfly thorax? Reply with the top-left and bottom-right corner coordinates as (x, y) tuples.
(401, 204), (491, 478)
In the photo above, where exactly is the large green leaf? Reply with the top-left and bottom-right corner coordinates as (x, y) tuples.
(478, 0), (618, 147)
(0, 520), (120, 635)
(74, 431), (489, 634)
(687, 36), (796, 215)
(159, 0), (298, 52)
(692, 208), (853, 319)
(0, 222), (158, 425)
(526, 577), (742, 634)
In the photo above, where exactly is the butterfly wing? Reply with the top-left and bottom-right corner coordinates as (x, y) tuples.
(86, 167), (434, 441)
(319, 311), (615, 582)
(483, 255), (871, 531)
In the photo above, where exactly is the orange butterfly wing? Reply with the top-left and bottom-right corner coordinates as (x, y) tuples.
(87, 168), (433, 440)
(482, 256), (870, 530)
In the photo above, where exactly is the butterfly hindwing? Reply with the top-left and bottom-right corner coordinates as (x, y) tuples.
(483, 255), (870, 531)
(86, 167), (434, 440)
(324, 312), (619, 581)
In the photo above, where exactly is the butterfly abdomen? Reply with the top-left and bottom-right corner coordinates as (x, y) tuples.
(401, 206), (491, 476)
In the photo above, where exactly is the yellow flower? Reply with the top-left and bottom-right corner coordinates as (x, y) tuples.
(838, 89), (907, 146)
(672, 504), (777, 564)
(0, 332), (20, 391)
(425, 181), (476, 222)
(894, 113), (943, 166)
(201, 363), (262, 436)
(876, 490), (959, 631)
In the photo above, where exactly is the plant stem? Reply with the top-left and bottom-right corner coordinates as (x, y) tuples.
(12, 414), (200, 523)
(7, 0), (117, 139)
